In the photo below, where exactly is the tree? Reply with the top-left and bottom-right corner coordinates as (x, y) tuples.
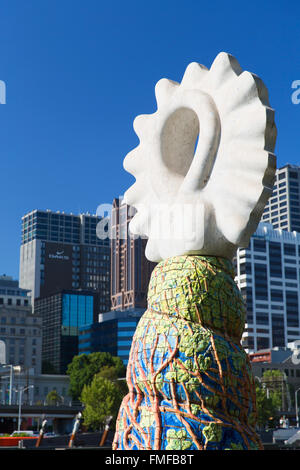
(255, 385), (277, 429)
(255, 370), (289, 429)
(46, 389), (63, 406)
(98, 365), (128, 397)
(67, 352), (126, 400)
(262, 369), (288, 411)
(81, 375), (123, 430)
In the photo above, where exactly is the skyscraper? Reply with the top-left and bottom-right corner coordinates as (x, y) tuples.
(19, 209), (110, 312)
(235, 223), (300, 353)
(34, 289), (98, 374)
(261, 164), (300, 232)
(110, 199), (156, 311)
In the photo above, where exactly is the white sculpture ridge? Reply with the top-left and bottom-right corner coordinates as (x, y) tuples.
(123, 52), (277, 262)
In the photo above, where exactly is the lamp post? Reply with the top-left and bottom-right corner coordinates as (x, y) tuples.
(295, 387), (300, 428)
(1, 365), (21, 405)
(17, 385), (34, 432)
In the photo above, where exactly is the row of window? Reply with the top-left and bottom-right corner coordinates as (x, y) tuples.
(0, 298), (29, 306)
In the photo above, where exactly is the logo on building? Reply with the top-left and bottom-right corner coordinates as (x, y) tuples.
(49, 250), (70, 261)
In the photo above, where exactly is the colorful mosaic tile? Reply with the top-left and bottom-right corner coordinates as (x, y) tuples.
(113, 255), (262, 450)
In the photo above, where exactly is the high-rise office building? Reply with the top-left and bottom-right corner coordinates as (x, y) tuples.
(261, 164), (300, 232)
(110, 199), (156, 311)
(78, 308), (144, 365)
(235, 223), (300, 353)
(19, 209), (110, 312)
(0, 275), (42, 373)
(34, 289), (98, 374)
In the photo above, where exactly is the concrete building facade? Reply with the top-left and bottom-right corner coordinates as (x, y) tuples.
(0, 276), (42, 374)
(110, 199), (155, 311)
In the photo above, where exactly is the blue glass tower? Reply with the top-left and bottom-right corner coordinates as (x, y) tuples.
(35, 290), (97, 374)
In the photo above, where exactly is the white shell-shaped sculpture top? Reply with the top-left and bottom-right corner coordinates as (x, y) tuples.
(123, 52), (277, 262)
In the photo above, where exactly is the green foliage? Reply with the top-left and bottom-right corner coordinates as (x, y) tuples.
(81, 375), (123, 431)
(98, 365), (128, 396)
(263, 369), (283, 379)
(260, 369), (286, 414)
(255, 385), (278, 428)
(45, 389), (62, 405)
(67, 352), (126, 400)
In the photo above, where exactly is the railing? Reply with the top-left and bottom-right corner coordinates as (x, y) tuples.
(0, 399), (82, 407)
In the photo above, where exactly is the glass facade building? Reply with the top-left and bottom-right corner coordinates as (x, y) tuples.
(235, 223), (300, 353)
(62, 293), (94, 334)
(78, 309), (144, 365)
(35, 290), (97, 374)
(21, 210), (108, 246)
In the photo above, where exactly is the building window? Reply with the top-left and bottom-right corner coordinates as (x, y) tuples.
(284, 244), (296, 257)
(285, 267), (297, 279)
(253, 239), (266, 252)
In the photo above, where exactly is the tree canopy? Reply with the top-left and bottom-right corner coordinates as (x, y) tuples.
(45, 389), (63, 406)
(255, 385), (278, 429)
(67, 352), (126, 400)
(81, 375), (123, 430)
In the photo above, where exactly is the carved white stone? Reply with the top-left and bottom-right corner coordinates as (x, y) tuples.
(123, 52), (277, 262)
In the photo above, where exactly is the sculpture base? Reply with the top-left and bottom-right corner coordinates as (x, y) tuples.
(113, 256), (262, 450)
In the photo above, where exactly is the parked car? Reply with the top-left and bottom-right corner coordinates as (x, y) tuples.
(10, 430), (38, 437)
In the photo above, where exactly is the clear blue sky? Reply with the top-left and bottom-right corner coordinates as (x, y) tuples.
(0, 0), (299, 278)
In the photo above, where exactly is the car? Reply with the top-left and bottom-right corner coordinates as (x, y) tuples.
(10, 430), (36, 437)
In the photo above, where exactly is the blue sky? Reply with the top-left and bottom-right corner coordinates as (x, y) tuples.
(0, 0), (300, 278)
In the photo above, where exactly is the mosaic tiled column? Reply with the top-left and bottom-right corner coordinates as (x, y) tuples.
(113, 255), (262, 450)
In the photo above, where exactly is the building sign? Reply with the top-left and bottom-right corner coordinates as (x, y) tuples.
(48, 250), (70, 261)
(41, 242), (74, 297)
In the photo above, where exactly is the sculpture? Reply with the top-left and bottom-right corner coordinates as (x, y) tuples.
(113, 52), (277, 450)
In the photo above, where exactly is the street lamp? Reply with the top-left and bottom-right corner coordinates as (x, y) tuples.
(256, 376), (270, 398)
(0, 365), (21, 405)
(295, 387), (300, 428)
(17, 385), (34, 432)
